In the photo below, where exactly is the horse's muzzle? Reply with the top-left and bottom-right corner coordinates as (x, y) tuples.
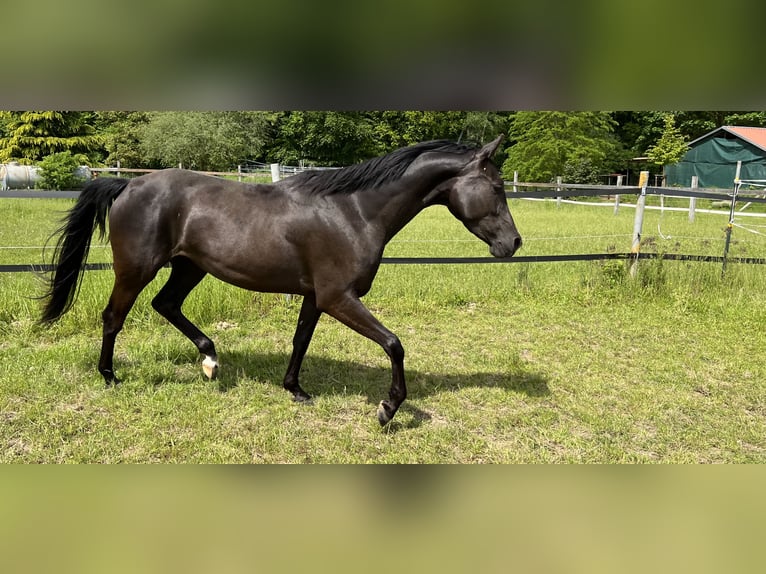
(490, 235), (522, 258)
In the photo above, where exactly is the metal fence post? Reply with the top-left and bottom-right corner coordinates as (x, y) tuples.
(722, 162), (742, 276)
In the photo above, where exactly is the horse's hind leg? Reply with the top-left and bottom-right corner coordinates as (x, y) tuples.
(151, 257), (219, 379)
(283, 295), (322, 402)
(99, 272), (156, 385)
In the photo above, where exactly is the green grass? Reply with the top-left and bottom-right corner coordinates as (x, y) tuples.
(0, 197), (764, 462)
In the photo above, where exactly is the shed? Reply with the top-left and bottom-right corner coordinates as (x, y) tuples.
(665, 126), (766, 189)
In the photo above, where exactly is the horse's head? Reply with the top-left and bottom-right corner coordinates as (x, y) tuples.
(425, 135), (522, 258)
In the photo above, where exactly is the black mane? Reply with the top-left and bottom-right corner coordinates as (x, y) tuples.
(288, 140), (476, 196)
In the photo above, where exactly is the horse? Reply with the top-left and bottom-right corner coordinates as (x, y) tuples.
(39, 135), (522, 425)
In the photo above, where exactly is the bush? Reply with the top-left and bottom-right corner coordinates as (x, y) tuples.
(562, 157), (604, 185)
(38, 152), (87, 190)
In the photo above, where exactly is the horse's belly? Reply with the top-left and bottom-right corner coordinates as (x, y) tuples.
(194, 254), (309, 295)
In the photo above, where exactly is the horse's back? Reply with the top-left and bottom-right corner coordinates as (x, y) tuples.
(110, 169), (274, 231)
(108, 169), (308, 292)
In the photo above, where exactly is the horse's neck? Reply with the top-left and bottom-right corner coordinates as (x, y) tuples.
(376, 168), (456, 243)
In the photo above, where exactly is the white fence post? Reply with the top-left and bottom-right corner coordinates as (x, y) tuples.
(614, 174), (623, 215)
(270, 163), (281, 183)
(273, 161), (288, 302)
(556, 176), (562, 208)
(689, 175), (698, 223)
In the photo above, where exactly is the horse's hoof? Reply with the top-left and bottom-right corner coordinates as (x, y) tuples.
(291, 391), (313, 404)
(202, 356), (219, 380)
(377, 400), (395, 426)
(102, 372), (121, 387)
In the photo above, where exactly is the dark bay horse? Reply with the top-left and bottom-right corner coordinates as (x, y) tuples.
(40, 135), (521, 425)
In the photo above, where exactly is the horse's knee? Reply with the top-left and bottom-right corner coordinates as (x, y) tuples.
(101, 306), (123, 336)
(151, 293), (172, 315)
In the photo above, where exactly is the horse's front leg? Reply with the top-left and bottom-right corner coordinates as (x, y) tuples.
(283, 295), (322, 402)
(321, 293), (406, 426)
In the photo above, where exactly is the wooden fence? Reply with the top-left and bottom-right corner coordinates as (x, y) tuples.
(2, 170), (766, 274)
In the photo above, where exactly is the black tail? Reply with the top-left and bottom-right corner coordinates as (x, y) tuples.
(39, 177), (130, 324)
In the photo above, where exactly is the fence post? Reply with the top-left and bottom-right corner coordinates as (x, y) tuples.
(689, 175), (698, 223)
(614, 174), (623, 215)
(116, 160), (121, 179)
(270, 161), (288, 302)
(630, 170), (650, 277)
(556, 176), (562, 208)
(513, 171), (518, 193)
(722, 162), (742, 276)
(238, 165), (242, 182)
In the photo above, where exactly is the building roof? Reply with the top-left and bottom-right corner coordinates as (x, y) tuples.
(688, 126), (766, 152)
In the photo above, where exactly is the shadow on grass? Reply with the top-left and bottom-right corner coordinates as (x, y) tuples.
(215, 351), (550, 432)
(79, 347), (549, 431)
(217, 350), (550, 400)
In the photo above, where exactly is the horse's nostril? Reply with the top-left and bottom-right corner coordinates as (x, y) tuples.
(513, 236), (522, 251)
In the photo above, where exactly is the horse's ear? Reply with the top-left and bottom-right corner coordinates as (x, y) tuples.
(477, 134), (504, 161)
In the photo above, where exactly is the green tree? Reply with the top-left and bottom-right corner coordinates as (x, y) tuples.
(367, 111), (467, 153)
(139, 111), (272, 171)
(612, 111), (665, 158)
(399, 111), (465, 144)
(0, 111), (103, 163)
(502, 112), (619, 183)
(269, 112), (377, 166)
(646, 113), (688, 169)
(367, 111), (408, 152)
(95, 111), (151, 168)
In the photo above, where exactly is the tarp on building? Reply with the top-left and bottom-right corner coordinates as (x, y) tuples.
(665, 126), (766, 189)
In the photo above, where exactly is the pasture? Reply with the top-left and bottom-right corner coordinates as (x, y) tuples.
(1, 195), (764, 462)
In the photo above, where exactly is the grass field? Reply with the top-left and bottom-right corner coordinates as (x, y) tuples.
(1, 194), (765, 462)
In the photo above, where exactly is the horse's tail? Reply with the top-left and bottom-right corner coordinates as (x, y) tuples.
(39, 177), (131, 324)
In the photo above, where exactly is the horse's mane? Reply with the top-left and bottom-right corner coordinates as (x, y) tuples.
(288, 140), (476, 196)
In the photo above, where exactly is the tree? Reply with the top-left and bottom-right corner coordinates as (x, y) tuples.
(0, 111), (103, 163)
(646, 113), (688, 170)
(612, 111), (665, 158)
(367, 111), (471, 153)
(456, 112), (509, 146)
(398, 111), (466, 144)
(269, 112), (377, 166)
(139, 112), (272, 171)
(96, 111), (151, 168)
(501, 112), (620, 183)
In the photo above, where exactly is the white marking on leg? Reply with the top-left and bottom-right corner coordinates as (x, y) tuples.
(202, 355), (219, 379)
